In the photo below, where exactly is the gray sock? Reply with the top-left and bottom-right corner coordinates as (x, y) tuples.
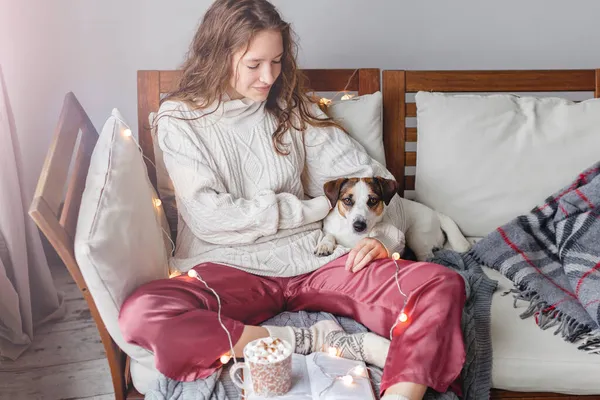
(325, 330), (390, 368)
(264, 320), (343, 355)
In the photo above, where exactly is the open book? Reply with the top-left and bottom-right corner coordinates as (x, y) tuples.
(245, 352), (376, 400)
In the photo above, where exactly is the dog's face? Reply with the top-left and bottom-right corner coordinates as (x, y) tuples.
(323, 177), (398, 235)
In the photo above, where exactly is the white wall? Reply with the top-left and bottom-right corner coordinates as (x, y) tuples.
(2, 0), (600, 198)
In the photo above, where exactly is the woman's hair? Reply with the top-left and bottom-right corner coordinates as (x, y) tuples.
(161, 0), (344, 155)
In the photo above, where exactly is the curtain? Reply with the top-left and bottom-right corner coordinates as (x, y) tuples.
(0, 65), (65, 360)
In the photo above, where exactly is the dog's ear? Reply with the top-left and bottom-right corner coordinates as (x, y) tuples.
(375, 177), (399, 205)
(323, 178), (348, 208)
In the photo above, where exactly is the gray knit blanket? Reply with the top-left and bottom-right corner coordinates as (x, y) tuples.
(471, 160), (600, 354)
(144, 251), (497, 400)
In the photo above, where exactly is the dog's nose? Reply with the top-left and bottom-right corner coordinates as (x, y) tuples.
(353, 220), (367, 233)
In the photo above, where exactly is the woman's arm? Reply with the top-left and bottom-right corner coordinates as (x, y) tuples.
(157, 117), (331, 245)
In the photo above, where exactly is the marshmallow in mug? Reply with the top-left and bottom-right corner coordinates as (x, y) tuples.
(244, 337), (292, 364)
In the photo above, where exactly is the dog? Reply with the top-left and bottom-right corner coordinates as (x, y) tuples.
(314, 176), (471, 261)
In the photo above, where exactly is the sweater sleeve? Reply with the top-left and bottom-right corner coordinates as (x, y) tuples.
(157, 117), (331, 246)
(301, 103), (406, 256)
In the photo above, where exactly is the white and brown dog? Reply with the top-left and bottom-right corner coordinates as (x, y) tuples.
(315, 177), (471, 261)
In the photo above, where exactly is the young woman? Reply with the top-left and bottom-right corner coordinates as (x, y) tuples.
(118, 1), (466, 399)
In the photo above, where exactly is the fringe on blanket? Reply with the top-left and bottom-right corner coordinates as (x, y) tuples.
(502, 286), (600, 354)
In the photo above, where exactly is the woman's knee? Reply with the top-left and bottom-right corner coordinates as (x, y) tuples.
(429, 264), (466, 298)
(118, 279), (174, 342)
(409, 262), (465, 297)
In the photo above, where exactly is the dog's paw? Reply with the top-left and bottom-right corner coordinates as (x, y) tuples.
(314, 234), (336, 257)
(314, 242), (335, 256)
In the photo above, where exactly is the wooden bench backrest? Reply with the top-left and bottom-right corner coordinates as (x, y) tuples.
(382, 69), (600, 197)
(137, 68), (381, 191)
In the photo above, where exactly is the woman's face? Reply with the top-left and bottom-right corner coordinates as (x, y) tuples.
(229, 29), (283, 102)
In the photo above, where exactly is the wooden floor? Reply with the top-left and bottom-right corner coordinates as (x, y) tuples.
(0, 262), (114, 400)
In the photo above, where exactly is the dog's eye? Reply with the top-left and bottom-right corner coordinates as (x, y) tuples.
(342, 198), (353, 206)
(367, 198), (379, 207)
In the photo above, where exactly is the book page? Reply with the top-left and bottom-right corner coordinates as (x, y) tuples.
(305, 353), (375, 400)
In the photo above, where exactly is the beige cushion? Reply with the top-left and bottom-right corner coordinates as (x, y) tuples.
(325, 91), (386, 166)
(152, 93), (386, 235)
(414, 92), (600, 237)
(130, 358), (160, 394)
(484, 265), (600, 394)
(74, 109), (169, 371)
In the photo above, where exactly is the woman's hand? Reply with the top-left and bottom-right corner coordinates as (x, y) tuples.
(345, 238), (388, 273)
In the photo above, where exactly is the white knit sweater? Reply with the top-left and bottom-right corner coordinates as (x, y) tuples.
(156, 97), (406, 277)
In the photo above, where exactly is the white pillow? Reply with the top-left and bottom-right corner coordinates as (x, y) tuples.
(415, 92), (600, 237)
(75, 109), (169, 369)
(325, 91), (386, 166)
(152, 92), (386, 234)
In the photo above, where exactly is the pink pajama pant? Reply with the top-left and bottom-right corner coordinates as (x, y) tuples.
(118, 255), (466, 395)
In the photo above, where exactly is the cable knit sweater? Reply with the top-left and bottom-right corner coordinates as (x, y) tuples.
(156, 97), (406, 277)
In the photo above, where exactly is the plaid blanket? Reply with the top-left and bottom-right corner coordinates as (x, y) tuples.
(471, 160), (600, 354)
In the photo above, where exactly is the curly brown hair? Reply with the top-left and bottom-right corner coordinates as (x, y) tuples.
(160, 0), (343, 155)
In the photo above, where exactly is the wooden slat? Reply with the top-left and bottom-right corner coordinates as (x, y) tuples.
(60, 122), (96, 240)
(596, 69), (600, 98)
(159, 70), (182, 93)
(405, 175), (415, 191)
(358, 68), (380, 95)
(303, 69), (360, 92)
(406, 127), (417, 142)
(127, 386), (145, 399)
(31, 181), (79, 282)
(137, 71), (160, 191)
(405, 151), (416, 166)
(33, 93), (82, 215)
(405, 70), (596, 92)
(406, 102), (417, 117)
(490, 389), (600, 399)
(382, 70), (406, 194)
(157, 69), (375, 95)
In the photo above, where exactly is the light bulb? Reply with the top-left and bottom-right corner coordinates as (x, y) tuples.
(220, 354), (231, 364)
(353, 366), (366, 377)
(123, 128), (132, 137)
(341, 94), (354, 101)
(327, 347), (338, 357)
(398, 312), (408, 323)
(392, 252), (401, 260)
(342, 375), (354, 385)
(187, 270), (198, 278)
(153, 198), (162, 207)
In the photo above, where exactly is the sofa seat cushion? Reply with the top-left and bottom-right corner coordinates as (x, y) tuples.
(484, 265), (600, 394)
(130, 358), (160, 395)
